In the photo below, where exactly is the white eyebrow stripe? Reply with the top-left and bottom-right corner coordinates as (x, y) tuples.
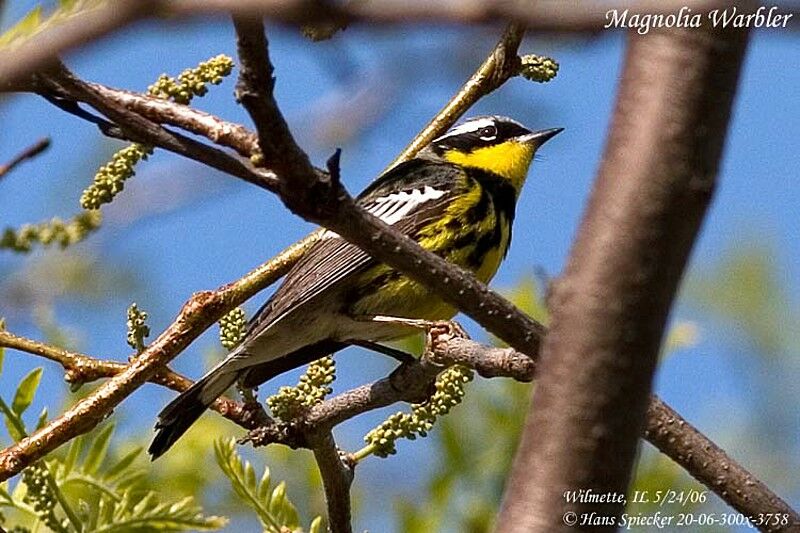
(433, 117), (496, 143)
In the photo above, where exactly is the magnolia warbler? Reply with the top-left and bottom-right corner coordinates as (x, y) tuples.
(149, 116), (562, 458)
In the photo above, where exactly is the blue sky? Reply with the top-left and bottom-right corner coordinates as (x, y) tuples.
(1, 3), (799, 531)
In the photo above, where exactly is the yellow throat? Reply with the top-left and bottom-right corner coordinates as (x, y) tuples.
(443, 140), (535, 191)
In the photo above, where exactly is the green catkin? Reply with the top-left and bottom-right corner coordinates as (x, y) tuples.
(519, 54), (559, 83)
(363, 364), (473, 458)
(80, 144), (152, 210)
(81, 54), (235, 210)
(219, 307), (247, 351)
(0, 210), (102, 252)
(21, 463), (69, 533)
(126, 303), (150, 352)
(267, 357), (336, 421)
(147, 54), (235, 104)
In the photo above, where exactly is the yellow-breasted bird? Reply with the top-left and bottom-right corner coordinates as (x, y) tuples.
(149, 116), (562, 458)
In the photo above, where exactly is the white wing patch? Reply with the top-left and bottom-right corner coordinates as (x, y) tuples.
(367, 185), (447, 225)
(320, 185), (446, 240)
(320, 229), (340, 240)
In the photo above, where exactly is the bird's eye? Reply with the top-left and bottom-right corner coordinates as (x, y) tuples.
(479, 125), (498, 140)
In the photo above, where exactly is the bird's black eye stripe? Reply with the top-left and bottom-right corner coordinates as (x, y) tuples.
(496, 121), (530, 140)
(479, 125), (498, 140)
(431, 117), (533, 154)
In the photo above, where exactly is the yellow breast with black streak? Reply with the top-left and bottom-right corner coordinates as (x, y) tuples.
(351, 171), (514, 321)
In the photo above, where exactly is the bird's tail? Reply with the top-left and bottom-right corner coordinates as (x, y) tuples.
(148, 361), (238, 460)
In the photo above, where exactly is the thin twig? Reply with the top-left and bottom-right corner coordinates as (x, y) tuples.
(0, 138), (51, 179)
(387, 22), (525, 169)
(0, 0), (752, 89)
(39, 66), (278, 191)
(85, 83), (260, 158)
(0, 236), (315, 482)
(0, 330), (258, 429)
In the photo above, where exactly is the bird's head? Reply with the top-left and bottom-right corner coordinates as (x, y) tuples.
(421, 115), (563, 192)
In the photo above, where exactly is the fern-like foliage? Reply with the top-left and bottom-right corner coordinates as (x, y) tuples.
(214, 438), (323, 533)
(0, 357), (226, 532)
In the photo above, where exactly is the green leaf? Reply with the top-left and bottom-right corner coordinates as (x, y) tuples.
(0, 6), (42, 46)
(214, 438), (298, 532)
(0, 397), (26, 441)
(35, 407), (48, 430)
(83, 423), (114, 475)
(309, 516), (325, 533)
(12, 367), (42, 415)
(0, 344), (5, 375)
(63, 434), (84, 477)
(90, 490), (226, 532)
(0, 480), (13, 504)
(104, 447), (142, 480)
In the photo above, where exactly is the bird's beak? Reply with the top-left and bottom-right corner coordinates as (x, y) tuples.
(516, 127), (564, 147)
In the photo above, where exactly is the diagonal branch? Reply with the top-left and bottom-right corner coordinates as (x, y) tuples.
(0, 138), (51, 180)
(0, 0), (752, 90)
(38, 66), (278, 192)
(0, 330), (259, 429)
(387, 22), (525, 169)
(0, 236), (315, 482)
(242, 333), (799, 529)
(0, 22), (538, 482)
(83, 82), (259, 158)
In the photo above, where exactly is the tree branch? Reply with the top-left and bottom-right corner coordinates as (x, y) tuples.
(83, 82), (259, 158)
(0, 236), (315, 482)
(386, 22), (524, 169)
(308, 431), (354, 533)
(0, 138), (51, 180)
(241, 331), (798, 529)
(38, 66), (278, 192)
(496, 15), (757, 533)
(0, 329), (259, 430)
(645, 398), (800, 530)
(0, 21), (539, 481)
(0, 0), (753, 89)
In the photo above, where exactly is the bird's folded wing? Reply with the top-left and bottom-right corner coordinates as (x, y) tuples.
(243, 160), (466, 340)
